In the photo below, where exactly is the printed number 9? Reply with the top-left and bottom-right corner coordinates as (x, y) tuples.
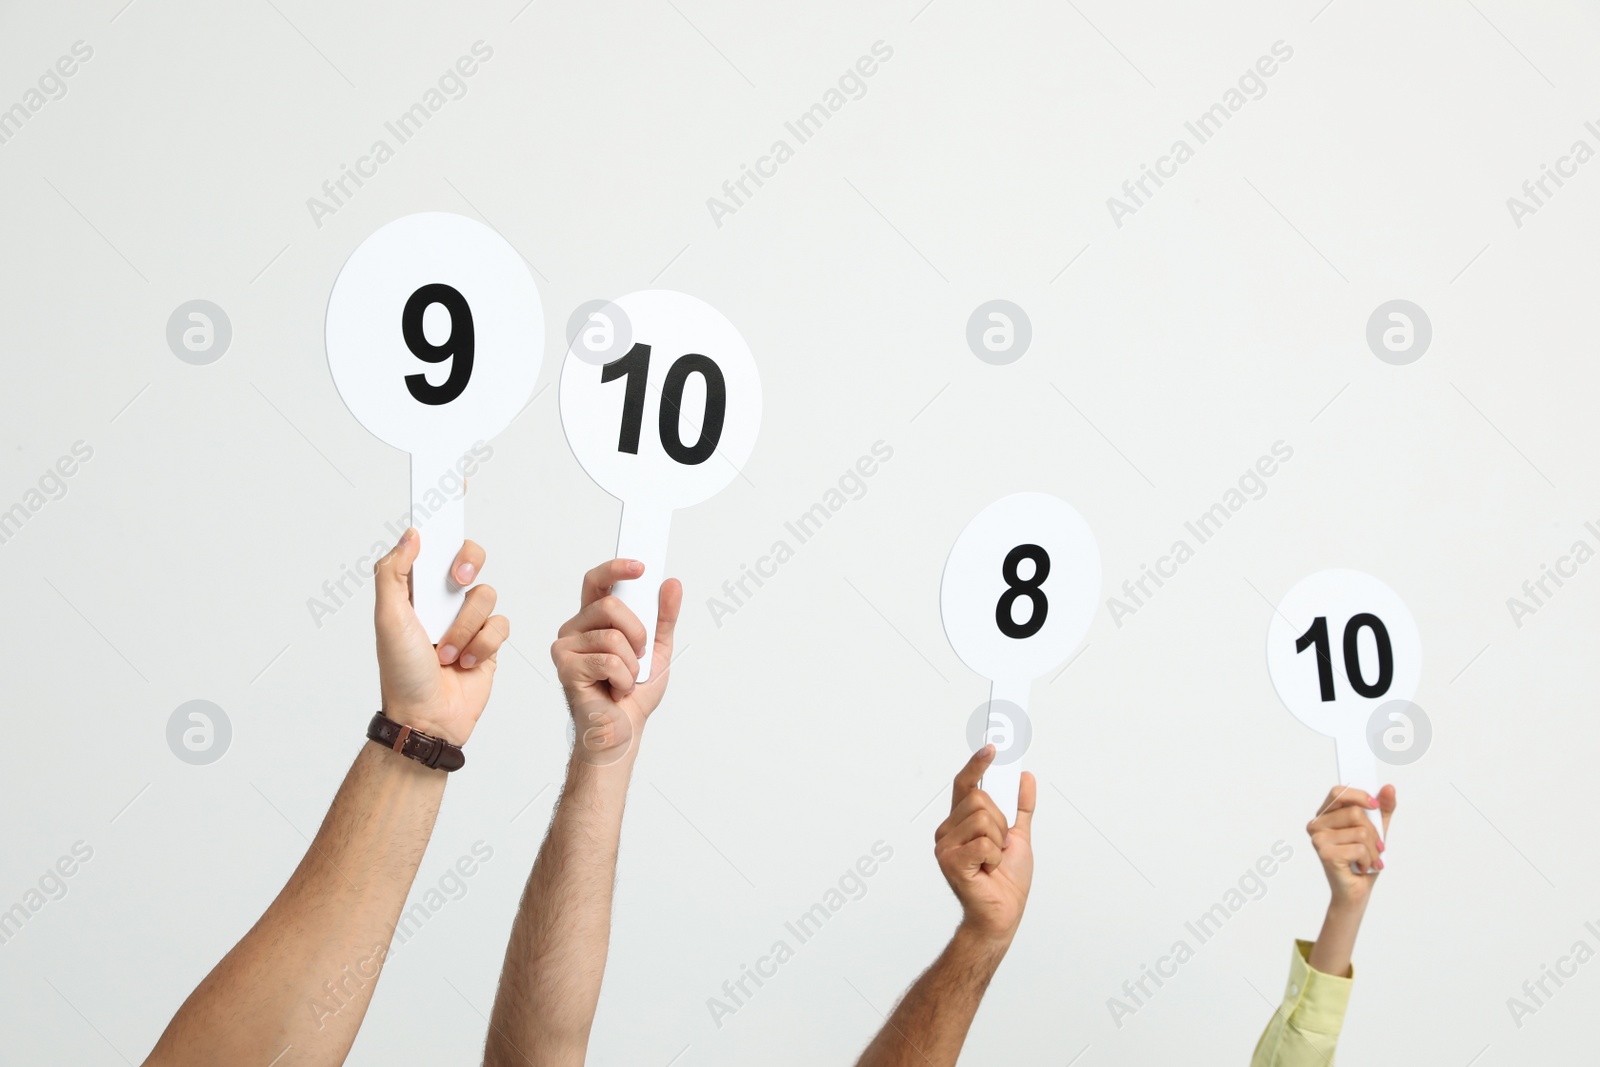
(402, 283), (474, 406)
(996, 544), (1049, 639)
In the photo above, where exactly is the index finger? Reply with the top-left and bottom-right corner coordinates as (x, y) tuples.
(952, 745), (996, 808)
(581, 559), (645, 608)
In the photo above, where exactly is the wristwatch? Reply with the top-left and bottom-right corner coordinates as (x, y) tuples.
(366, 711), (466, 772)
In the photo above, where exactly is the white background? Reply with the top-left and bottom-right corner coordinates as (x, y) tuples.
(1, 1), (1596, 1064)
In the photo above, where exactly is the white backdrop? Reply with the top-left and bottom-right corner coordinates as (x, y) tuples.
(2, 1), (1597, 1064)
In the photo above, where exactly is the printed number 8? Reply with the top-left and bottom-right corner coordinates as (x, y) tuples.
(996, 544), (1049, 639)
(402, 283), (474, 406)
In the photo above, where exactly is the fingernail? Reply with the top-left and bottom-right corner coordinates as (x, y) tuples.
(628, 560), (644, 574)
(1378, 839), (1386, 852)
(1003, 831), (1011, 848)
(401, 527), (416, 544)
(460, 652), (477, 668)
(1376, 859), (1385, 870)
(439, 644), (458, 664)
(1367, 798), (1379, 808)
(456, 562), (476, 583)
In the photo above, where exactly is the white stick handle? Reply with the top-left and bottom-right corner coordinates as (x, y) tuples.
(613, 501), (672, 682)
(1336, 734), (1386, 853)
(981, 677), (1032, 826)
(410, 450), (465, 644)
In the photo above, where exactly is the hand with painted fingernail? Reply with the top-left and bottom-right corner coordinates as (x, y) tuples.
(1307, 784), (1395, 906)
(550, 558), (681, 765)
(374, 530), (509, 746)
(1302, 783), (1396, 980)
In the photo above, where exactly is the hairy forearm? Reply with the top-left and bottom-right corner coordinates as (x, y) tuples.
(855, 927), (1010, 1067)
(144, 743), (447, 1067)
(484, 751), (634, 1067)
(1308, 897), (1367, 978)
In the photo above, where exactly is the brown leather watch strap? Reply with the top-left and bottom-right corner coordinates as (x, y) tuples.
(366, 711), (466, 772)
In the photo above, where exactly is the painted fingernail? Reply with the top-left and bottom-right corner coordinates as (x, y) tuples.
(439, 644), (458, 664)
(456, 562), (476, 583)
(1376, 859), (1385, 870)
(1367, 798), (1379, 808)
(460, 652), (477, 668)
(1378, 839), (1386, 852)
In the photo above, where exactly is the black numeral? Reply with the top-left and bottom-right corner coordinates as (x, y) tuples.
(600, 343), (651, 454)
(601, 344), (727, 465)
(402, 284), (474, 406)
(1295, 614), (1393, 701)
(996, 544), (1049, 639)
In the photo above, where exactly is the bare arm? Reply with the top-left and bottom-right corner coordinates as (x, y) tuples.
(1306, 784), (1394, 977)
(144, 531), (509, 1067)
(484, 559), (681, 1067)
(856, 746), (1036, 1067)
(854, 928), (1010, 1067)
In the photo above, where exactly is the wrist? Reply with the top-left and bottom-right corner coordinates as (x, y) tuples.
(384, 703), (467, 747)
(1327, 893), (1370, 922)
(362, 737), (448, 779)
(567, 706), (642, 770)
(952, 920), (1015, 962)
(566, 738), (639, 780)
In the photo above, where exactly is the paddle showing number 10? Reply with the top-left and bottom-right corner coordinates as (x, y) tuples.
(560, 290), (762, 682)
(1266, 569), (1421, 842)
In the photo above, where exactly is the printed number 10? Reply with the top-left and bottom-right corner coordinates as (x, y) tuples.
(1295, 614), (1393, 702)
(601, 343), (727, 465)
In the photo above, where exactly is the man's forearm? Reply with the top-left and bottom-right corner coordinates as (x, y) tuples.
(855, 927), (1010, 1067)
(144, 743), (447, 1066)
(484, 751), (634, 1067)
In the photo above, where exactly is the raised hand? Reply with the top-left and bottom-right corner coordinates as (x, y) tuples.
(1305, 783), (1395, 978)
(375, 529), (509, 745)
(1307, 784), (1395, 906)
(935, 745), (1036, 945)
(550, 558), (682, 764)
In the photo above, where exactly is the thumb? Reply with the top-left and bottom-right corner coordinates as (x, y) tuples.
(1012, 771), (1037, 840)
(375, 529), (420, 616)
(651, 579), (683, 671)
(1378, 783), (1397, 838)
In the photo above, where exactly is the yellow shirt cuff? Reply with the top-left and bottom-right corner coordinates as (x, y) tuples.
(1280, 938), (1353, 1035)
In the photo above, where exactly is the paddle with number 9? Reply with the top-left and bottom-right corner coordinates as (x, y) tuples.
(326, 212), (544, 641)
